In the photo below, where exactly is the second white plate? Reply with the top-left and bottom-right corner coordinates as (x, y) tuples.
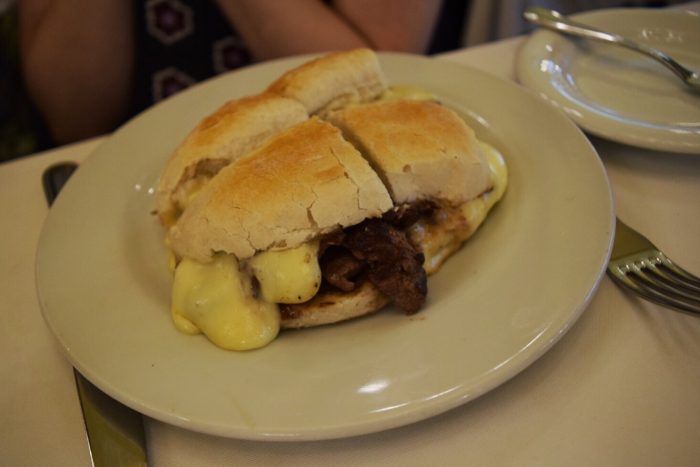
(517, 8), (700, 154)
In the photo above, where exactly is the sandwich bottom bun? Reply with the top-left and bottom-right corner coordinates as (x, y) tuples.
(280, 281), (389, 329)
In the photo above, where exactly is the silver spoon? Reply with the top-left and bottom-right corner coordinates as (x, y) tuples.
(523, 7), (700, 92)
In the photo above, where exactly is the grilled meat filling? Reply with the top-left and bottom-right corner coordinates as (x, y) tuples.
(282, 201), (436, 317)
(344, 219), (426, 314)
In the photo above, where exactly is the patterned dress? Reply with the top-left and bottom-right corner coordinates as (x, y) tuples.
(130, 0), (252, 116)
(0, 0), (252, 161)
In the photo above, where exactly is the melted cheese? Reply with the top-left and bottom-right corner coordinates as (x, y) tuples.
(327, 85), (436, 116)
(248, 242), (321, 303)
(171, 254), (280, 351)
(171, 243), (323, 350)
(379, 85), (437, 102)
(462, 142), (508, 226)
(408, 141), (508, 274)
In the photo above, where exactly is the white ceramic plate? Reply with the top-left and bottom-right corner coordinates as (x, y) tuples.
(516, 8), (700, 154)
(36, 53), (614, 441)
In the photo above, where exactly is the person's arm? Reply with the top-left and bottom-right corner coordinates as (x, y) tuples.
(214, 0), (443, 61)
(19, 0), (134, 144)
(334, 0), (442, 53)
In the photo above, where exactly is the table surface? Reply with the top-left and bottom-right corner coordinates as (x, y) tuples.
(2, 8), (700, 466)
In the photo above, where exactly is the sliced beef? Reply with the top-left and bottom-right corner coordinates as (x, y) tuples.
(313, 204), (430, 315)
(321, 246), (364, 292)
(344, 219), (427, 314)
(383, 200), (437, 229)
(319, 229), (346, 256)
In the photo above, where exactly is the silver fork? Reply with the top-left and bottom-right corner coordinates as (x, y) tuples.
(523, 7), (700, 93)
(607, 218), (700, 315)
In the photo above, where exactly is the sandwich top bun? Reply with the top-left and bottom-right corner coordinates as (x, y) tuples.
(267, 48), (386, 115)
(328, 99), (492, 206)
(168, 117), (393, 263)
(157, 92), (308, 226)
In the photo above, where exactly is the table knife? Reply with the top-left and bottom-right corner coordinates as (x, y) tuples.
(42, 162), (148, 467)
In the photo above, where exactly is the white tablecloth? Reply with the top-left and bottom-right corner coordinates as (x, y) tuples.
(2, 10), (700, 466)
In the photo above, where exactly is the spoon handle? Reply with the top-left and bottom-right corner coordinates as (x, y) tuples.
(523, 7), (694, 83)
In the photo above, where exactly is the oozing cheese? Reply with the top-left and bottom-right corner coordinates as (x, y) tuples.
(327, 85), (436, 116)
(379, 85), (437, 102)
(462, 142), (508, 227)
(171, 243), (322, 350)
(171, 254), (280, 351)
(248, 242), (321, 304)
(408, 141), (508, 274)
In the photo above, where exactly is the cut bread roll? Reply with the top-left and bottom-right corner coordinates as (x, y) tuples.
(327, 99), (492, 206)
(267, 48), (386, 115)
(168, 117), (393, 263)
(157, 92), (308, 226)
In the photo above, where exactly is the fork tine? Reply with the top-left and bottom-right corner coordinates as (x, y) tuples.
(657, 254), (700, 290)
(634, 262), (700, 303)
(626, 274), (700, 315)
(609, 265), (700, 315)
(609, 218), (700, 315)
(641, 256), (700, 296)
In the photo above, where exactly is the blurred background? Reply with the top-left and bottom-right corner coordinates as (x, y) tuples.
(0, 0), (686, 163)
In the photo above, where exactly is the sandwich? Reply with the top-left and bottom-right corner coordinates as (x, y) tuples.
(157, 49), (508, 351)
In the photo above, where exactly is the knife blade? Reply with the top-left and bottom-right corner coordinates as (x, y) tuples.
(42, 162), (148, 467)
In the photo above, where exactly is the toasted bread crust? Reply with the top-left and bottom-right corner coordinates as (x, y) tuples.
(168, 117), (393, 262)
(157, 93), (307, 224)
(328, 100), (492, 205)
(267, 48), (386, 115)
(280, 280), (389, 329)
